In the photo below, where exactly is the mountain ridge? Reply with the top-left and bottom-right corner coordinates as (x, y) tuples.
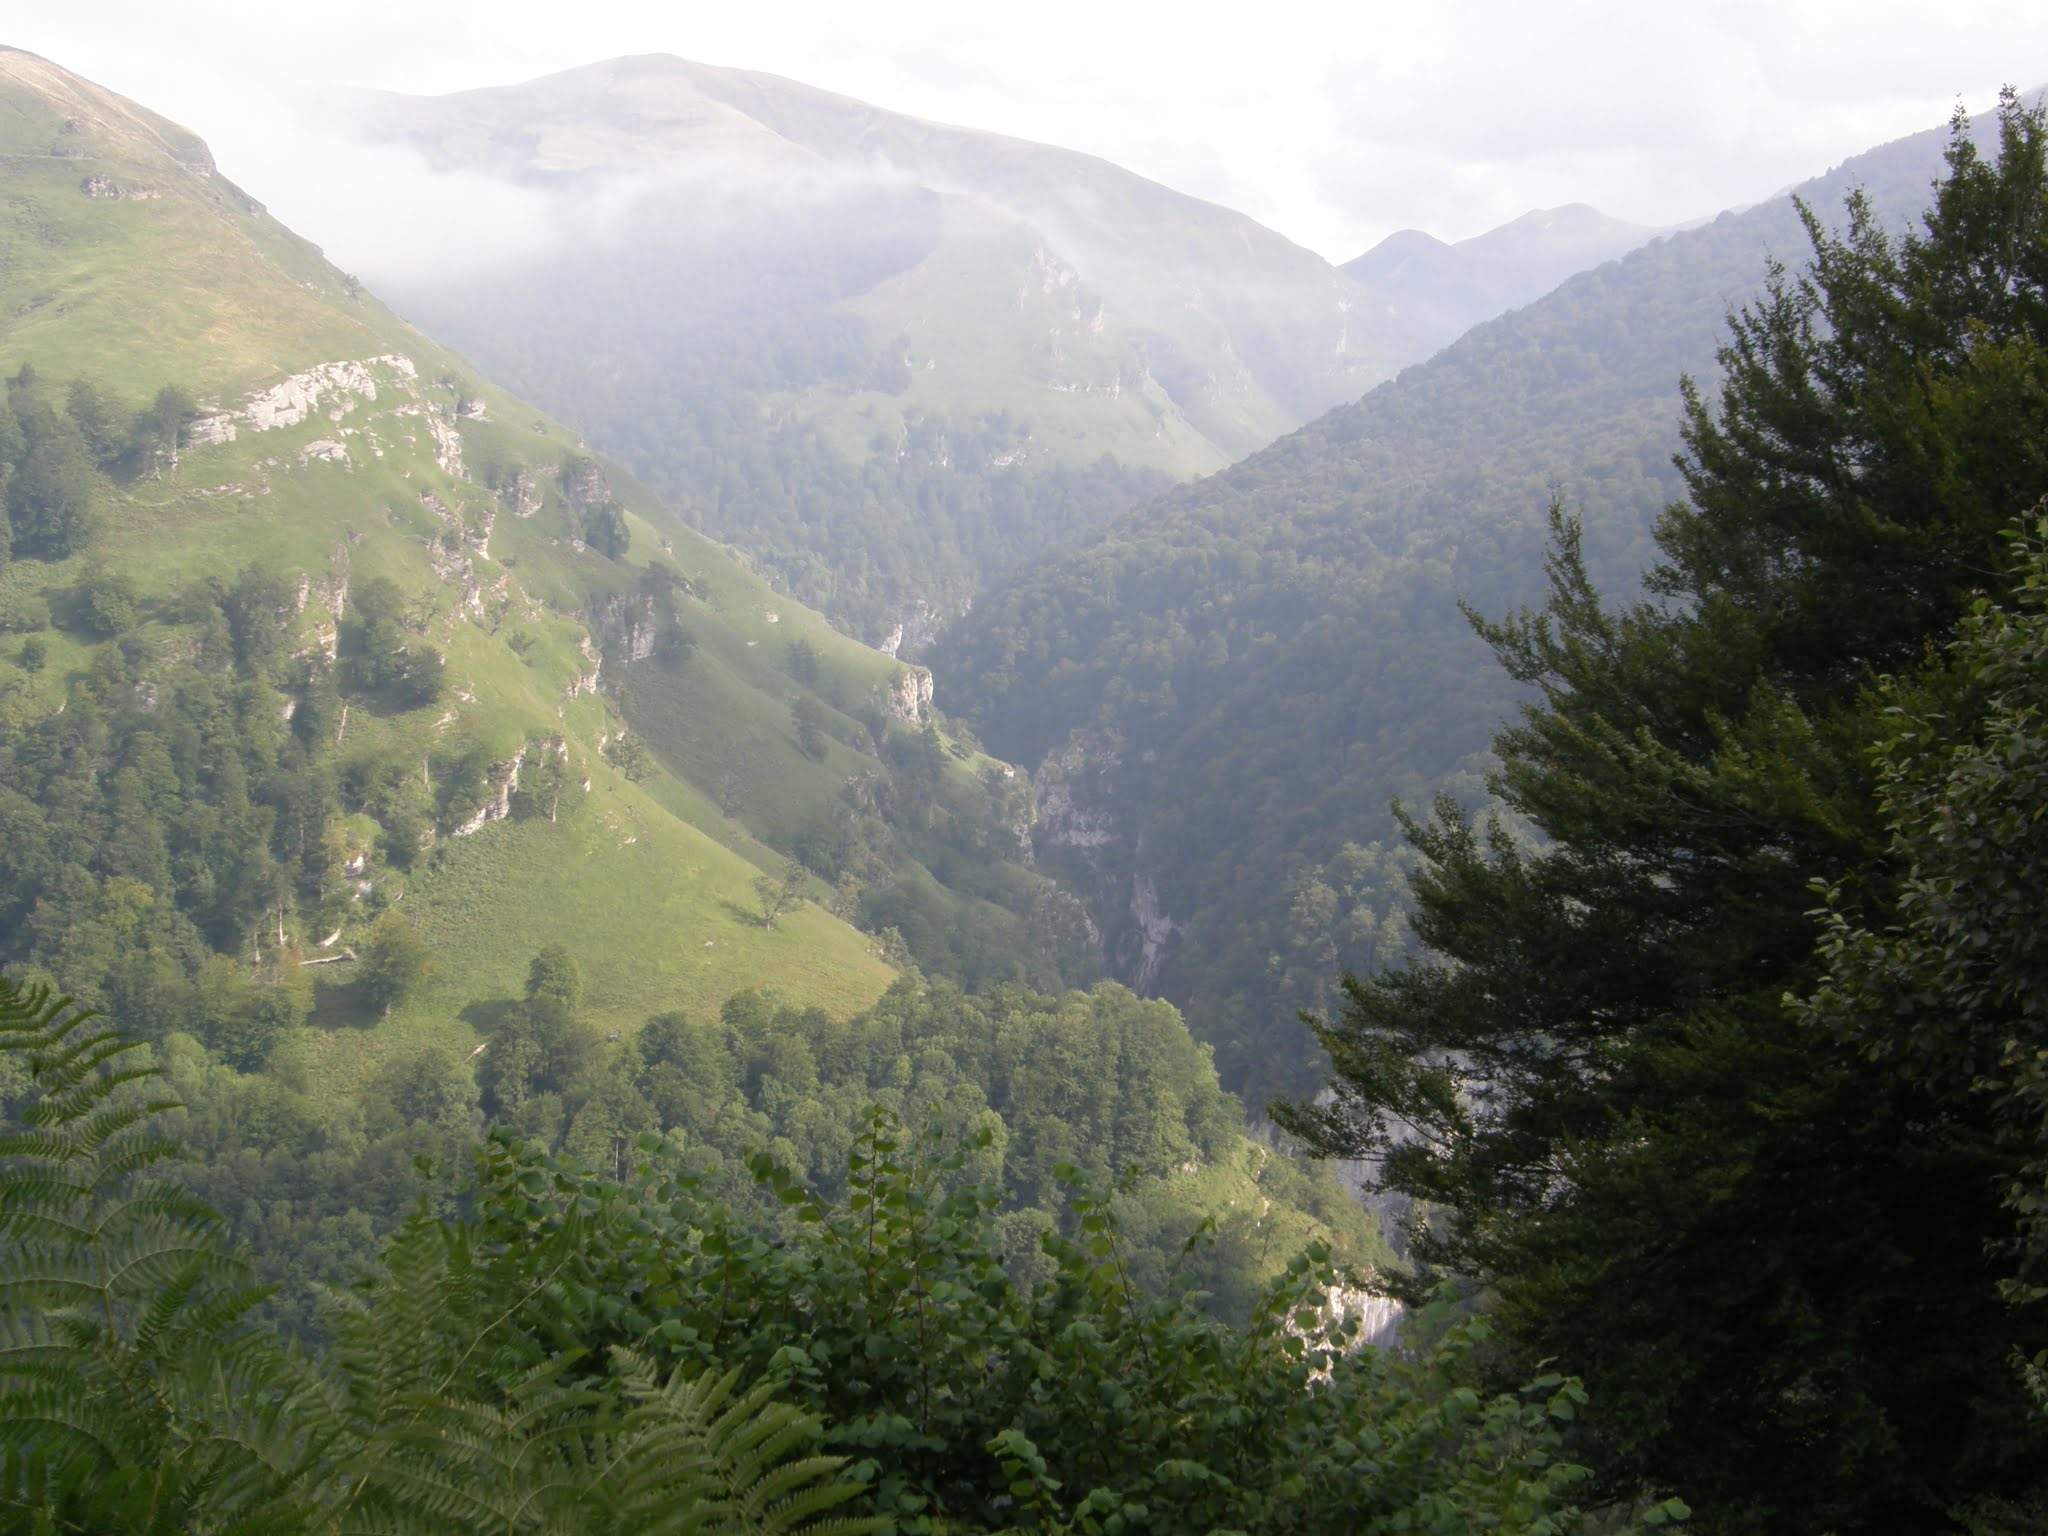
(0, 42), (1098, 1089)
(938, 98), (1989, 1103)
(320, 53), (1437, 642)
(1342, 201), (1664, 350)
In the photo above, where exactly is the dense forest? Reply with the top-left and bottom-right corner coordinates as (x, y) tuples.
(0, 366), (1349, 1357)
(0, 977), (1655, 1534)
(142, 956), (1383, 1341)
(1278, 95), (2048, 1531)
(937, 96), (1978, 1106)
(7, 32), (2048, 1536)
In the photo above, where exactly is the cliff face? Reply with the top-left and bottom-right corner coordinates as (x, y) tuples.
(939, 102), (1988, 1104)
(883, 665), (935, 726)
(1026, 729), (1182, 990)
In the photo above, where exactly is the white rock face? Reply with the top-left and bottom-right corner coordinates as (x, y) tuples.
(875, 599), (944, 658)
(1130, 873), (1180, 987)
(565, 634), (603, 698)
(420, 494), (493, 615)
(244, 358), (384, 432)
(79, 175), (160, 200)
(499, 468), (542, 518)
(451, 745), (528, 837)
(318, 549), (351, 622)
(426, 411), (465, 477)
(627, 616), (658, 663)
(299, 439), (349, 465)
(1033, 733), (1122, 851)
(884, 666), (934, 725)
(1321, 1284), (1405, 1350)
(187, 355), (418, 445)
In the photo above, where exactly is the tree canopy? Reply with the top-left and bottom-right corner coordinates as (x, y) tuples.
(1278, 92), (2048, 1532)
(0, 974), (1654, 1535)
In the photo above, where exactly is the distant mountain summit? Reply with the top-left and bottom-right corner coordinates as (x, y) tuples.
(1343, 203), (1663, 351)
(941, 106), (1981, 1103)
(327, 57), (1666, 646)
(331, 54), (1442, 641)
(346, 54), (1423, 468)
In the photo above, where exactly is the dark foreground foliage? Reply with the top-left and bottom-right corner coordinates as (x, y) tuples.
(1281, 92), (2048, 1533)
(0, 975), (1672, 1535)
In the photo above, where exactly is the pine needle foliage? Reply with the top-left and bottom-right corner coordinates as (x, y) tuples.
(1278, 91), (2048, 1530)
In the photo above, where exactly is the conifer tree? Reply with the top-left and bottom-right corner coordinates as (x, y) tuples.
(1279, 91), (2048, 1532)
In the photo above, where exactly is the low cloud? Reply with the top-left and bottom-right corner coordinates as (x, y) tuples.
(12, 0), (2045, 263)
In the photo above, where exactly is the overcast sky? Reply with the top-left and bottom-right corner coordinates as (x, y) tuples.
(13, 0), (2043, 261)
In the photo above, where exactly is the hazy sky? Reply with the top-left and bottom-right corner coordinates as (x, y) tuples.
(13, 0), (2043, 260)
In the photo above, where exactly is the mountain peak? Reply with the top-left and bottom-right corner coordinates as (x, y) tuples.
(0, 45), (216, 177)
(1459, 202), (1658, 259)
(342, 55), (1431, 486)
(1341, 200), (1662, 348)
(1357, 227), (1454, 260)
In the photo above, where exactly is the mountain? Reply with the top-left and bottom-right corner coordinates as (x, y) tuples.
(330, 55), (1427, 644)
(0, 42), (1086, 1089)
(1341, 203), (1663, 352)
(0, 44), (1386, 1327)
(938, 105), (1980, 1106)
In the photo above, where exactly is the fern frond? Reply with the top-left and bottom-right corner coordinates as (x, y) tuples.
(27, 1068), (169, 1132)
(604, 1351), (885, 1536)
(0, 974), (332, 1533)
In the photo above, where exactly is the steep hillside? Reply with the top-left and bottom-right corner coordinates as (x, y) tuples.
(0, 43), (1085, 1091)
(941, 106), (1976, 1105)
(333, 55), (1424, 643)
(0, 46), (1384, 1321)
(1342, 203), (1663, 352)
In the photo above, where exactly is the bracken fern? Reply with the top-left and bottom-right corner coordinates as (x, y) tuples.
(0, 975), (881, 1536)
(0, 976), (326, 1534)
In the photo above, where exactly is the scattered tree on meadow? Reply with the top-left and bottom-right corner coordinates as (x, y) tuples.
(358, 909), (432, 1015)
(792, 695), (829, 759)
(581, 500), (631, 559)
(754, 858), (806, 928)
(350, 575), (445, 710)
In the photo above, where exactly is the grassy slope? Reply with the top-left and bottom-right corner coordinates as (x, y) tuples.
(782, 198), (1229, 480)
(0, 47), (1385, 1284)
(0, 45), (895, 1096)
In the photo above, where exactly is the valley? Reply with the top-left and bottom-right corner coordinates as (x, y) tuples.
(0, 42), (1379, 1328)
(2, 21), (2045, 1535)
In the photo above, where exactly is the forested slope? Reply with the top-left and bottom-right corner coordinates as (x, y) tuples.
(340, 55), (1424, 644)
(0, 44), (1377, 1339)
(1342, 203), (1662, 356)
(0, 41), (1051, 1064)
(940, 105), (1970, 1102)
(1281, 96), (2048, 1530)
